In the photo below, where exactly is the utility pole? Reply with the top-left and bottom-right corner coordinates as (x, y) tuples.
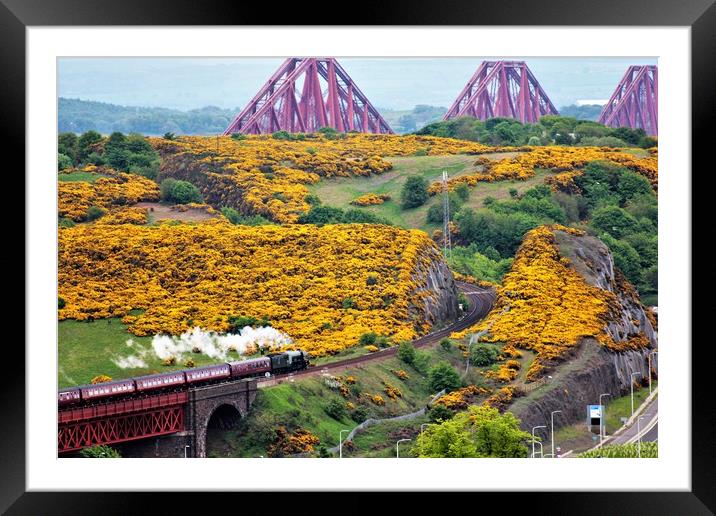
(630, 372), (642, 416)
(442, 171), (451, 260)
(648, 350), (658, 394)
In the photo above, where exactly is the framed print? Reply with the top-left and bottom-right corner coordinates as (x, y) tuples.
(5, 0), (715, 512)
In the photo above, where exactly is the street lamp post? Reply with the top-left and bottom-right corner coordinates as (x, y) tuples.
(339, 429), (351, 459)
(184, 445), (190, 458)
(535, 441), (543, 458)
(396, 439), (411, 458)
(599, 393), (611, 445)
(648, 351), (658, 394)
(465, 333), (477, 375)
(550, 410), (562, 458)
(531, 425), (546, 458)
(630, 372), (642, 416)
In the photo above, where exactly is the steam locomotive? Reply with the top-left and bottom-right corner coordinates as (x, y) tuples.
(58, 350), (310, 408)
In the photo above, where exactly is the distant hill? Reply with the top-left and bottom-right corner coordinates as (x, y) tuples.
(58, 98), (239, 135)
(380, 105), (447, 134)
(557, 104), (604, 121)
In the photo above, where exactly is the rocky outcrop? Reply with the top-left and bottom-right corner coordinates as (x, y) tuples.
(408, 246), (460, 329)
(511, 230), (657, 432)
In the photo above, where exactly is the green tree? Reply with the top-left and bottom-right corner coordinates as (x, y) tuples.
(400, 176), (429, 209)
(591, 206), (639, 239)
(415, 405), (530, 458)
(58, 132), (79, 164)
(77, 130), (103, 163)
(79, 445), (121, 458)
(455, 183), (470, 201)
(58, 153), (73, 171)
(397, 341), (417, 365)
(428, 361), (461, 392)
(324, 399), (347, 420)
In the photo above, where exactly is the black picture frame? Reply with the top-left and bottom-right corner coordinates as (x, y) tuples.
(5, 0), (714, 513)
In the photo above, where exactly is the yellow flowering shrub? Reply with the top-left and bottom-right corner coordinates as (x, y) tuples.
(392, 369), (409, 380)
(383, 382), (403, 400)
(268, 427), (320, 457)
(151, 134), (493, 223)
(365, 345), (379, 353)
(95, 206), (149, 225)
(371, 394), (385, 406)
(433, 385), (490, 409)
(482, 386), (524, 411)
(350, 193), (391, 206)
(58, 223), (448, 357)
(58, 169), (160, 221)
(90, 375), (112, 384)
(427, 146), (657, 194)
(452, 225), (649, 381)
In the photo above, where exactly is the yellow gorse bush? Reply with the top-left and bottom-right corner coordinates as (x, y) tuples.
(58, 222), (447, 357)
(58, 169), (160, 221)
(350, 193), (391, 206)
(427, 146), (658, 194)
(453, 225), (649, 381)
(151, 134), (493, 223)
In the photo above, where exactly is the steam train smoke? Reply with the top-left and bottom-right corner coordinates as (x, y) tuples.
(112, 326), (292, 369)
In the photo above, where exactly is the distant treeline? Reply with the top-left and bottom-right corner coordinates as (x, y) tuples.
(415, 115), (656, 148)
(58, 98), (239, 135)
(59, 97), (608, 136)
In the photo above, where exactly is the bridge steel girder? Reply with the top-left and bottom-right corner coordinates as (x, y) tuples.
(58, 405), (185, 453)
(598, 65), (658, 137)
(443, 60), (559, 123)
(223, 57), (393, 135)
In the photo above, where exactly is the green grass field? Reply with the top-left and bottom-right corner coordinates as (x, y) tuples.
(57, 318), (243, 388)
(308, 153), (551, 233)
(58, 172), (106, 182)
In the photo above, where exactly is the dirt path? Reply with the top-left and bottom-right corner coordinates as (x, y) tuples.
(137, 202), (220, 223)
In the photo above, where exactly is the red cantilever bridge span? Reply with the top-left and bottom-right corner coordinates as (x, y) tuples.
(58, 283), (494, 457)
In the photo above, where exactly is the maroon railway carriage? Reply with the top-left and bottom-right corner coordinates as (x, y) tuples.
(184, 363), (231, 384)
(79, 378), (136, 402)
(228, 357), (271, 378)
(135, 371), (186, 393)
(58, 388), (81, 408)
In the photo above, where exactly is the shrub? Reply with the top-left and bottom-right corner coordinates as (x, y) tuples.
(509, 188), (519, 198)
(184, 358), (196, 368)
(470, 345), (500, 367)
(59, 217), (75, 228)
(365, 274), (378, 286)
(163, 132), (176, 140)
(271, 130), (293, 140)
(400, 176), (429, 209)
(85, 206), (105, 221)
(324, 399), (347, 420)
(342, 297), (357, 309)
(160, 178), (203, 204)
(426, 203), (443, 224)
(230, 133), (246, 140)
(440, 338), (453, 351)
(397, 341), (417, 365)
(58, 153), (73, 171)
(358, 332), (378, 346)
(428, 361), (462, 392)
(351, 405), (369, 423)
(91, 375), (112, 384)
(455, 183), (470, 201)
(79, 445), (121, 458)
(428, 404), (454, 423)
(58, 296), (66, 309)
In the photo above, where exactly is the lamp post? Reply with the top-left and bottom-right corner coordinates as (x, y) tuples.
(396, 439), (411, 458)
(339, 429), (350, 459)
(550, 410), (562, 458)
(599, 393), (611, 445)
(630, 372), (642, 416)
(465, 333), (477, 375)
(531, 425), (546, 458)
(534, 441), (543, 458)
(184, 445), (190, 458)
(648, 351), (658, 394)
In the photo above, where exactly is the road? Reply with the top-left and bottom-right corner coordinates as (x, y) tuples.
(260, 281), (496, 384)
(608, 395), (658, 445)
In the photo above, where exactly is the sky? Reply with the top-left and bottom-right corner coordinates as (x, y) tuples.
(58, 57), (658, 112)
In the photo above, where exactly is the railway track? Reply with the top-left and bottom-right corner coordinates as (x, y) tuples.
(259, 281), (496, 385)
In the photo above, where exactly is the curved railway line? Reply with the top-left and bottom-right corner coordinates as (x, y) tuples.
(258, 281), (496, 385)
